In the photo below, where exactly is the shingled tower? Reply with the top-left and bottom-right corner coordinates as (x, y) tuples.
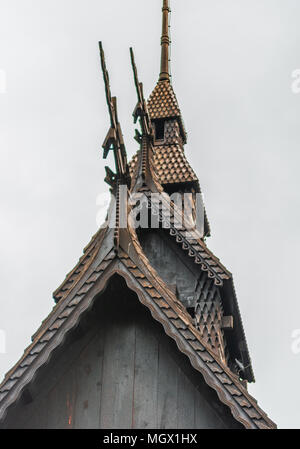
(0, 1), (276, 429)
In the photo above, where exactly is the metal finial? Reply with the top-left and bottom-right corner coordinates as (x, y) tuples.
(159, 0), (171, 82)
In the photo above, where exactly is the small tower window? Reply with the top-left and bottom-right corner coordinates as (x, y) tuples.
(154, 119), (165, 141)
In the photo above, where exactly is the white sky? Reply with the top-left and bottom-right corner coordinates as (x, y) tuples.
(1, 0), (300, 429)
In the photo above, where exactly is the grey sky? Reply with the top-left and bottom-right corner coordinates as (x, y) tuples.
(0, 0), (299, 429)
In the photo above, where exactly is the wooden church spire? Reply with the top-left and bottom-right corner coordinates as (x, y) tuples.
(159, 0), (171, 82)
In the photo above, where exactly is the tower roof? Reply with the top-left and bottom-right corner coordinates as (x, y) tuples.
(148, 81), (180, 119)
(147, 0), (187, 144)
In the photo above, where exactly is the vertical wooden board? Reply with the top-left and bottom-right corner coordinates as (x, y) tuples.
(142, 232), (198, 301)
(46, 364), (78, 429)
(176, 367), (195, 429)
(2, 393), (49, 429)
(157, 341), (178, 429)
(25, 394), (49, 429)
(44, 328), (101, 428)
(72, 327), (105, 429)
(194, 388), (226, 429)
(175, 242), (197, 295)
(3, 325), (101, 429)
(99, 317), (135, 429)
(132, 318), (159, 429)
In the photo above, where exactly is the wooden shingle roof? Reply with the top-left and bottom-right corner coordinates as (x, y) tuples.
(147, 80), (187, 144)
(153, 145), (198, 184)
(129, 145), (198, 186)
(53, 227), (106, 303)
(0, 226), (276, 429)
(148, 81), (181, 119)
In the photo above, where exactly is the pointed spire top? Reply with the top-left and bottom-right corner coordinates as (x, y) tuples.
(159, 0), (171, 82)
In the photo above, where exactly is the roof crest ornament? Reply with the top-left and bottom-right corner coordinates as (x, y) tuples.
(99, 42), (130, 188)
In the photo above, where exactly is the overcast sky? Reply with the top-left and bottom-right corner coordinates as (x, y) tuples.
(1, 0), (300, 429)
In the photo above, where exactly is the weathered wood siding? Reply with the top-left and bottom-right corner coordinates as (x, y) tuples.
(1, 277), (240, 429)
(139, 230), (201, 308)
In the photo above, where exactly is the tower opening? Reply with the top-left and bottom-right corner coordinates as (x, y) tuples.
(154, 119), (165, 141)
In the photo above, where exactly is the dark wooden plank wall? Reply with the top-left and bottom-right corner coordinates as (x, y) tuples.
(139, 231), (201, 308)
(1, 278), (235, 429)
